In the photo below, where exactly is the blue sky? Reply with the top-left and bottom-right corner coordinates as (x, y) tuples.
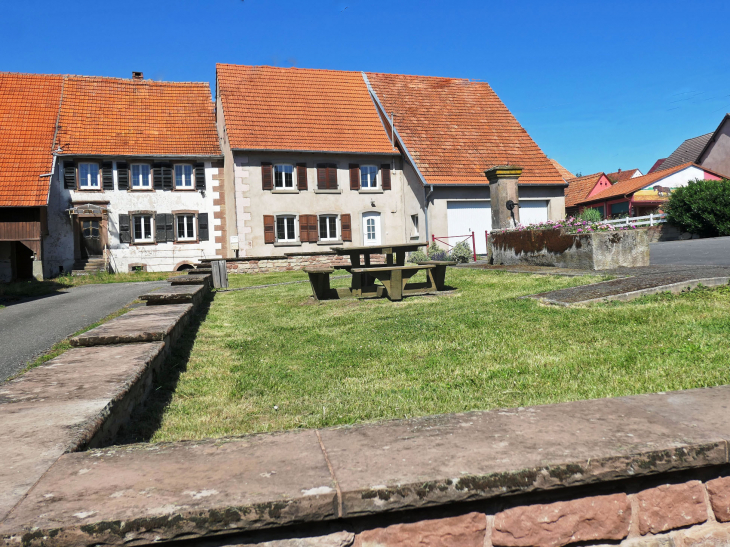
(2, 0), (729, 176)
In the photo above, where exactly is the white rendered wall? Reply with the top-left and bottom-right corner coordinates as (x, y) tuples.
(45, 160), (222, 275)
(645, 166), (707, 190)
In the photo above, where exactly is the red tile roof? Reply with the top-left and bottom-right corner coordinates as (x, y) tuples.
(647, 159), (666, 174)
(56, 76), (220, 157)
(564, 172), (606, 208)
(606, 168), (641, 182)
(549, 159), (574, 180)
(578, 162), (723, 204)
(217, 64), (396, 155)
(0, 73), (64, 207)
(366, 72), (565, 186)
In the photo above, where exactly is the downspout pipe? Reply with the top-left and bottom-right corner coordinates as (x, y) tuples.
(424, 184), (434, 243)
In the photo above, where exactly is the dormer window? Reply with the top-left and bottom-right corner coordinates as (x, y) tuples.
(274, 164), (294, 188)
(131, 164), (151, 189)
(78, 163), (100, 188)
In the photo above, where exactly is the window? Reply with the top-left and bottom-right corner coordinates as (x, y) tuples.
(411, 214), (419, 237)
(276, 215), (296, 242)
(175, 165), (194, 189)
(131, 164), (151, 189)
(274, 164), (294, 188)
(78, 163), (100, 188)
(360, 165), (378, 189)
(176, 214), (196, 241)
(82, 219), (100, 238)
(319, 215), (338, 241)
(132, 215), (154, 242)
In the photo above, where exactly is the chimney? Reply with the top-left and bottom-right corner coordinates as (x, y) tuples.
(132, 71), (143, 80)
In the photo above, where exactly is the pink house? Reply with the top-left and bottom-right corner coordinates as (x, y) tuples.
(564, 172), (612, 217)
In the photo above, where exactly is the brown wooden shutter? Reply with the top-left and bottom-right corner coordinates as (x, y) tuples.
(328, 164), (338, 189)
(300, 214), (317, 242)
(263, 215), (275, 243)
(317, 164), (327, 189)
(262, 163), (273, 190)
(341, 214), (352, 242)
(117, 162), (129, 190)
(381, 164), (391, 190)
(63, 161), (76, 189)
(297, 163), (308, 190)
(349, 164), (360, 190)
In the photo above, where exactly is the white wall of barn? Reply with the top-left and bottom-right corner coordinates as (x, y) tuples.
(44, 160), (222, 276)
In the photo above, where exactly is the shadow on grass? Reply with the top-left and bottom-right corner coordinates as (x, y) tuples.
(114, 295), (214, 445)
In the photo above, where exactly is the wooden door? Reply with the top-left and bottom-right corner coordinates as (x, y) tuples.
(80, 218), (103, 257)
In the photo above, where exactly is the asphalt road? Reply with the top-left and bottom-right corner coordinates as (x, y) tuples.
(0, 281), (166, 383)
(650, 236), (730, 266)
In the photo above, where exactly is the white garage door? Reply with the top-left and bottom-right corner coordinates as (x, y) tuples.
(519, 200), (549, 226)
(446, 201), (491, 254)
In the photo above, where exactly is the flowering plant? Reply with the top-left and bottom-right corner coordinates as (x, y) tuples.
(490, 217), (638, 235)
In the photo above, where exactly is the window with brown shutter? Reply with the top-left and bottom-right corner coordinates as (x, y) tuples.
(316, 163), (338, 190)
(262, 163), (273, 190)
(381, 164), (392, 190)
(341, 214), (352, 241)
(349, 164), (360, 190)
(263, 215), (275, 243)
(300, 214), (318, 242)
(297, 163), (308, 190)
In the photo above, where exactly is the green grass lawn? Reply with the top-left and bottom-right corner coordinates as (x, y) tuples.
(0, 271), (175, 301)
(143, 269), (730, 443)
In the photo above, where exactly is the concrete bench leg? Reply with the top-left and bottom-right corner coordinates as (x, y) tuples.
(307, 273), (331, 301)
(431, 265), (447, 291)
(389, 269), (403, 301)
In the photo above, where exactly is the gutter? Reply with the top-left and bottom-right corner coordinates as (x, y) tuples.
(230, 148), (399, 156)
(53, 153), (224, 159)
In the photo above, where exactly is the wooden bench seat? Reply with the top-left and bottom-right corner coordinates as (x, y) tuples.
(351, 265), (436, 301)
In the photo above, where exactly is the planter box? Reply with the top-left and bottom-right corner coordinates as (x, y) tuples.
(488, 228), (649, 270)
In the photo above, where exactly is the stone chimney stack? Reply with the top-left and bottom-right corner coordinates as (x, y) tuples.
(485, 165), (523, 230)
(132, 71), (144, 80)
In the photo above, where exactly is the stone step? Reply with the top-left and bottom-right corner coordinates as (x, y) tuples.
(139, 283), (206, 306)
(70, 304), (192, 347)
(169, 274), (211, 286)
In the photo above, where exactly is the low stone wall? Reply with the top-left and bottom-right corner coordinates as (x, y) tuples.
(489, 228), (650, 270)
(220, 252), (386, 274)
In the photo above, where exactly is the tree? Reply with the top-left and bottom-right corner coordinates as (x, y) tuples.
(664, 179), (730, 237)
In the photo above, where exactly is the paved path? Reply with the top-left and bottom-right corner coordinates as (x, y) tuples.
(0, 281), (166, 382)
(650, 236), (730, 265)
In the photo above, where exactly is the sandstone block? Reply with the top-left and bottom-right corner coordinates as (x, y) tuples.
(354, 512), (485, 547)
(236, 531), (354, 546)
(636, 481), (707, 535)
(706, 477), (730, 522)
(492, 494), (631, 547)
(674, 522), (730, 546)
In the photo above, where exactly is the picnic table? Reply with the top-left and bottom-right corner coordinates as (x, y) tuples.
(304, 243), (456, 302)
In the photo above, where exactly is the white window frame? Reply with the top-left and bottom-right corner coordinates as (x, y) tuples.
(318, 214), (339, 241)
(360, 165), (378, 189)
(174, 164), (194, 189)
(131, 164), (152, 189)
(78, 163), (100, 189)
(176, 213), (197, 241)
(411, 214), (419, 237)
(132, 214), (154, 242)
(274, 164), (295, 189)
(276, 215), (297, 242)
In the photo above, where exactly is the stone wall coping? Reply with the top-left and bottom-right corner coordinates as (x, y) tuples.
(3, 385), (730, 546)
(203, 252), (339, 262)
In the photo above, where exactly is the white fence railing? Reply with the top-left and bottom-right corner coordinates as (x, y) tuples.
(602, 213), (667, 227)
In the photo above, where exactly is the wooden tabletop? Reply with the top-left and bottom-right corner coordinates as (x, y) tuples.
(331, 242), (427, 255)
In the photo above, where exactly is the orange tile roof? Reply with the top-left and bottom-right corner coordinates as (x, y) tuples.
(56, 76), (220, 157)
(0, 73), (64, 207)
(606, 168), (641, 182)
(549, 159), (574, 180)
(217, 64), (396, 154)
(579, 162), (721, 204)
(564, 172), (605, 208)
(366, 72), (565, 186)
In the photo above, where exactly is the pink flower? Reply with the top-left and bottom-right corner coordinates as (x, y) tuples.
(577, 228), (583, 233)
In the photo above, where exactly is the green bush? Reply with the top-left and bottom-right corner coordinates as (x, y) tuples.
(664, 179), (730, 237)
(449, 240), (473, 263)
(578, 208), (602, 223)
(408, 250), (429, 263)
